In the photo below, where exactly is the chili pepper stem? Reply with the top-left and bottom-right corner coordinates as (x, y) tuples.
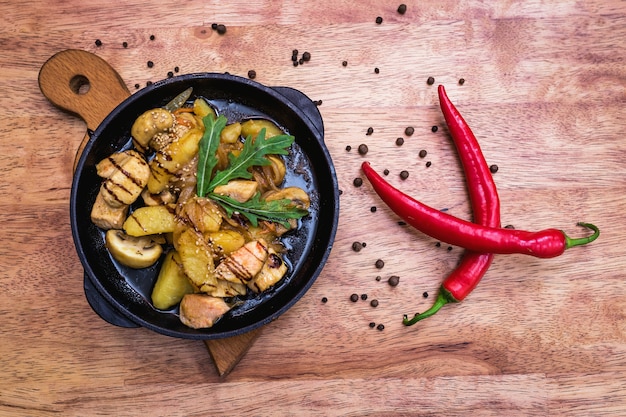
(565, 222), (600, 249)
(403, 289), (457, 326)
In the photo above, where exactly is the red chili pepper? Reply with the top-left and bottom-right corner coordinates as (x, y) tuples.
(362, 161), (599, 257)
(403, 85), (501, 324)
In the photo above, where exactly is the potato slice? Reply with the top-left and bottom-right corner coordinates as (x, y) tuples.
(123, 205), (177, 236)
(241, 119), (284, 139)
(220, 122), (242, 144)
(151, 251), (195, 310)
(206, 229), (245, 257)
(179, 293), (230, 329)
(105, 229), (163, 269)
(174, 226), (217, 289)
(147, 128), (203, 194)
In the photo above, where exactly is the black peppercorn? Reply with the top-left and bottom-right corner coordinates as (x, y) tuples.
(167, 71), (174, 78)
(400, 170), (409, 180)
(95, 39), (102, 46)
(388, 275), (400, 287)
(302, 51), (311, 61)
(371, 299), (379, 307)
(342, 60), (348, 67)
(122, 41), (128, 48)
(369, 322), (376, 328)
(345, 145), (352, 151)
(146, 81), (152, 86)
(352, 242), (364, 252)
(505, 224), (516, 229)
(216, 24), (227, 35)
(353, 178), (363, 187)
(350, 294), (359, 302)
(459, 78), (465, 85)
(293, 61), (299, 67)
(361, 294), (368, 301)
(321, 297), (328, 303)
(147, 61), (154, 68)
(426, 161), (432, 167)
(396, 137), (404, 146)
(419, 149), (427, 158)
(134, 83), (140, 89)
(377, 324), (384, 331)
(150, 34), (155, 41)
(247, 70), (256, 79)
(423, 291), (429, 298)
(366, 127), (374, 135)
(376, 276), (382, 281)
(490, 164), (499, 173)
(405, 126), (414, 136)
(376, 16), (383, 24)
(370, 206), (377, 213)
(375, 259), (384, 269)
(397, 4), (407, 14)
(292, 49), (298, 56)
(427, 76), (435, 85)
(174, 66), (180, 73)
(431, 125), (438, 133)
(358, 144), (369, 155)
(383, 169), (389, 176)
(374, 67), (380, 74)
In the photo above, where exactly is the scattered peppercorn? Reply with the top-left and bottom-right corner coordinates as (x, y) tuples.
(211, 23), (218, 30)
(376, 276), (382, 281)
(292, 49), (298, 56)
(358, 144), (369, 155)
(293, 61), (299, 67)
(431, 125), (438, 133)
(388, 275), (400, 287)
(396, 137), (404, 146)
(447, 246), (453, 251)
(419, 149), (427, 158)
(342, 60), (348, 67)
(350, 294), (359, 302)
(405, 126), (415, 136)
(361, 294), (368, 301)
(95, 39), (102, 46)
(375, 259), (385, 269)
(423, 291), (429, 298)
(377, 324), (385, 331)
(398, 221), (407, 226)
(247, 70), (257, 79)
(370, 206), (377, 213)
(134, 83), (140, 89)
(459, 78), (465, 85)
(167, 71), (174, 78)
(371, 299), (379, 307)
(374, 67), (380, 74)
(122, 42), (128, 48)
(490, 164), (499, 173)
(369, 322), (376, 328)
(150, 35), (155, 41)
(366, 127), (374, 135)
(302, 51), (311, 61)
(352, 241), (364, 252)
(321, 297), (328, 303)
(174, 66), (180, 73)
(383, 169), (389, 176)
(400, 170), (409, 180)
(353, 178), (363, 187)
(426, 161), (432, 167)
(299, 58), (304, 65)
(146, 81), (153, 86)
(314, 100), (323, 106)
(376, 16), (383, 24)
(362, 243), (367, 248)
(505, 224), (515, 229)
(345, 145), (352, 151)
(397, 4), (407, 14)
(435, 242), (441, 247)
(427, 76), (435, 85)
(147, 61), (154, 68)
(216, 24), (227, 35)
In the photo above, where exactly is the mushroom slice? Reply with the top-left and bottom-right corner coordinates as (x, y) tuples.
(247, 249), (288, 293)
(105, 229), (163, 269)
(179, 294), (231, 329)
(215, 239), (269, 284)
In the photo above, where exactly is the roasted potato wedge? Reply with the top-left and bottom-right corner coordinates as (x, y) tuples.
(123, 205), (177, 236)
(151, 251), (195, 310)
(241, 119), (284, 139)
(174, 226), (217, 289)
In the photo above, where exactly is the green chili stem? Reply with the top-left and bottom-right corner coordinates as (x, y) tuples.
(565, 222), (600, 249)
(403, 289), (456, 326)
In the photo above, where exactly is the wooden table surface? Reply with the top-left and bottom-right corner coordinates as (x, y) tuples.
(3, 0), (626, 415)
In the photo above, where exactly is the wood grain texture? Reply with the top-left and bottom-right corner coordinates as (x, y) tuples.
(2, 0), (626, 415)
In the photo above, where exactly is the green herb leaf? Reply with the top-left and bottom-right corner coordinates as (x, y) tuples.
(196, 114), (228, 197)
(208, 128), (295, 191)
(208, 192), (308, 228)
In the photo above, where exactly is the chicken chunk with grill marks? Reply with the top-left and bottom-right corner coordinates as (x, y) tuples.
(215, 239), (269, 285)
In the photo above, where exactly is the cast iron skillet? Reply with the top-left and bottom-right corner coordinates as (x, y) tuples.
(39, 50), (339, 340)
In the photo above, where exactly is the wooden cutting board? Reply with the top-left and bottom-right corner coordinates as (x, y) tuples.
(38, 48), (262, 377)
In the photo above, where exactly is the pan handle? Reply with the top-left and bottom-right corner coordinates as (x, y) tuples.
(271, 86), (324, 141)
(84, 274), (139, 328)
(38, 49), (131, 171)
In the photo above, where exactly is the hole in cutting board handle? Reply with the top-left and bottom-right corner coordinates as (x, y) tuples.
(70, 75), (91, 95)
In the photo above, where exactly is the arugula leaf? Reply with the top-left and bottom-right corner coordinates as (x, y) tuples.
(208, 128), (295, 191)
(208, 192), (308, 228)
(196, 114), (228, 197)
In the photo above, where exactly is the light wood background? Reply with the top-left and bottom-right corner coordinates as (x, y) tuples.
(2, 0), (626, 415)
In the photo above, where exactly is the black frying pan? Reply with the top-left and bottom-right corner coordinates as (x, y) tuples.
(39, 50), (339, 340)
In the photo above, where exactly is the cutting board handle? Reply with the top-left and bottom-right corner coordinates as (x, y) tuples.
(38, 49), (131, 169)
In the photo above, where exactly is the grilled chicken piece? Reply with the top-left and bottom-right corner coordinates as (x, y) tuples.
(215, 239), (269, 284)
(200, 278), (247, 298)
(99, 151), (151, 208)
(213, 180), (258, 203)
(90, 190), (129, 230)
(247, 249), (288, 293)
(179, 293), (231, 329)
(95, 151), (134, 178)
